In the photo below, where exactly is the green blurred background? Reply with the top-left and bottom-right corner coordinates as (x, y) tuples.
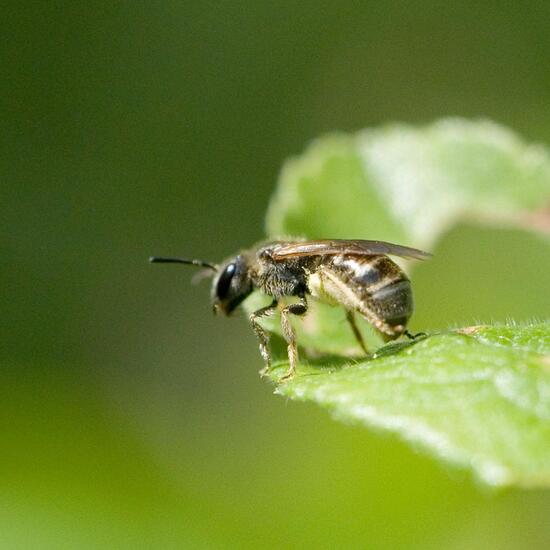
(3, 2), (550, 548)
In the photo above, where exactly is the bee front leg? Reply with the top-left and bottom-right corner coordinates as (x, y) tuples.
(280, 297), (308, 381)
(249, 300), (278, 377)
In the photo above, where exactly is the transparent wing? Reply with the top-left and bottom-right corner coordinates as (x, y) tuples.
(271, 239), (432, 260)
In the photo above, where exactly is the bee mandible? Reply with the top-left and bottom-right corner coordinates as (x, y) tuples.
(150, 239), (431, 380)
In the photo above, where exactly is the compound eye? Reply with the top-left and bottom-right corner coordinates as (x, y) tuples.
(215, 263), (236, 300)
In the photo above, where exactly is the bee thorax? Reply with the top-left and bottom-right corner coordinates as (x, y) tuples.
(252, 256), (311, 299)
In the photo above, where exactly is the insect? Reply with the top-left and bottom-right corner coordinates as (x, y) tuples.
(150, 239), (431, 380)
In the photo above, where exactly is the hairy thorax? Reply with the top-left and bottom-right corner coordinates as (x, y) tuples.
(251, 252), (318, 299)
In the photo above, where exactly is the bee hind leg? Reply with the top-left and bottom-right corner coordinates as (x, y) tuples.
(346, 311), (369, 355)
(249, 300), (278, 377)
(280, 298), (308, 381)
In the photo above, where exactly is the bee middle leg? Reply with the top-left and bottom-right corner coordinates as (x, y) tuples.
(346, 310), (369, 355)
(280, 297), (308, 381)
(249, 300), (278, 377)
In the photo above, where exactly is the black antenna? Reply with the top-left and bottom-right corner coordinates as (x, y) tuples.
(149, 256), (218, 271)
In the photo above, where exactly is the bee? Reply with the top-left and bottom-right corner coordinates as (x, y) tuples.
(150, 239), (431, 380)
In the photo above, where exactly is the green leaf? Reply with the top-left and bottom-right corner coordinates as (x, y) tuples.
(268, 322), (550, 488)
(267, 118), (550, 249)
(253, 118), (550, 356)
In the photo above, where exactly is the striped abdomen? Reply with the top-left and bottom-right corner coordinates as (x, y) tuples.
(313, 254), (413, 340)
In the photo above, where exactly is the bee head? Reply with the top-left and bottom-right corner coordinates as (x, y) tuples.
(149, 252), (253, 316)
(211, 254), (253, 316)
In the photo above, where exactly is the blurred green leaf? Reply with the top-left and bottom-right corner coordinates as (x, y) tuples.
(268, 322), (550, 488)
(252, 118), (550, 356)
(267, 118), (550, 249)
